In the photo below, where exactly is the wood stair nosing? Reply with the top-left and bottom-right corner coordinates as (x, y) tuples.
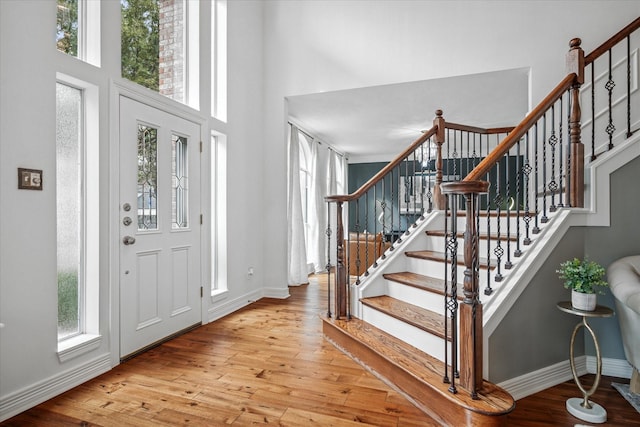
(383, 271), (464, 300)
(360, 295), (451, 341)
(321, 316), (515, 425)
(426, 230), (519, 242)
(405, 249), (496, 270)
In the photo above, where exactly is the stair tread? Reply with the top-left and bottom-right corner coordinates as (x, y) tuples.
(405, 249), (495, 269)
(383, 272), (463, 300)
(427, 230), (518, 242)
(361, 295), (450, 340)
(321, 315), (515, 417)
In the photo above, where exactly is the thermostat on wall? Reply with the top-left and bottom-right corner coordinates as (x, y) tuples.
(18, 168), (43, 190)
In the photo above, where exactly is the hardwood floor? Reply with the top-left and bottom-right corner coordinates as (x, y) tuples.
(2, 274), (639, 426)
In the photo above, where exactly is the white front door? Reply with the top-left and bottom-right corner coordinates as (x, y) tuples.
(119, 96), (202, 358)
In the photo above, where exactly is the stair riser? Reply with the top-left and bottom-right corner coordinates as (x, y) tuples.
(406, 257), (492, 288)
(361, 306), (450, 363)
(387, 280), (448, 314)
(322, 319), (514, 425)
(453, 215), (524, 233)
(427, 236), (523, 262)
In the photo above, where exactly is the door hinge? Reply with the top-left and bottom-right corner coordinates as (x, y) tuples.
(200, 286), (203, 298)
(200, 214), (203, 225)
(200, 141), (203, 153)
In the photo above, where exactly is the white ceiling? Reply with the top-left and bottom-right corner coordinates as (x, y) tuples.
(287, 68), (531, 163)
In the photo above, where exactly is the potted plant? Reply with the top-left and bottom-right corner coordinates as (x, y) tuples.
(557, 257), (608, 311)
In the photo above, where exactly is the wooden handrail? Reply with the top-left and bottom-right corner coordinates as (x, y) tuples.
(325, 124), (439, 203)
(464, 73), (577, 182)
(585, 17), (640, 65)
(445, 122), (515, 135)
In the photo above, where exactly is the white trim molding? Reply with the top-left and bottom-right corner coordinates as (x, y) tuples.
(0, 354), (112, 422)
(498, 357), (587, 401)
(498, 356), (631, 401)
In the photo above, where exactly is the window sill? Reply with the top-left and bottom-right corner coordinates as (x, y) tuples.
(211, 289), (228, 303)
(57, 334), (102, 363)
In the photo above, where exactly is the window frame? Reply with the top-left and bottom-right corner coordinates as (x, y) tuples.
(56, 0), (100, 66)
(56, 73), (101, 361)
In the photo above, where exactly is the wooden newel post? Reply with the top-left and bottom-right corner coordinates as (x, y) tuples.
(441, 180), (490, 397)
(334, 201), (348, 319)
(567, 38), (585, 208)
(433, 109), (447, 210)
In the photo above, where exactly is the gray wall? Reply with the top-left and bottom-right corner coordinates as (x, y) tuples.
(488, 228), (585, 383)
(584, 155), (640, 360)
(489, 155), (640, 383)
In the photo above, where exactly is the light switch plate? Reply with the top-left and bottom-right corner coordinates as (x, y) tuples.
(18, 168), (43, 190)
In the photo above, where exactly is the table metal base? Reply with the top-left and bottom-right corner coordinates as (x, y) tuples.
(566, 397), (607, 423)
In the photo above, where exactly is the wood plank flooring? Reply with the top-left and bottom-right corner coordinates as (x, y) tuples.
(2, 274), (639, 426)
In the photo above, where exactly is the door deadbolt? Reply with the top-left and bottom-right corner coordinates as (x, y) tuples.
(123, 236), (136, 245)
(123, 216), (132, 226)
(123, 203), (131, 212)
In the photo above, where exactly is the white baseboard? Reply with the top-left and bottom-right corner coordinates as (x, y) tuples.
(497, 356), (631, 401)
(0, 353), (112, 422)
(262, 286), (291, 299)
(207, 286), (291, 323)
(207, 288), (263, 323)
(587, 356), (633, 379)
(498, 357), (587, 400)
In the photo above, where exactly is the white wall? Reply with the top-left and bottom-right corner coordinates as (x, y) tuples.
(261, 0), (640, 325)
(0, 0), (269, 420)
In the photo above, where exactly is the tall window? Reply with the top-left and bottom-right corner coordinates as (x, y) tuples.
(56, 82), (83, 339)
(212, 0), (227, 120)
(56, 76), (100, 348)
(298, 132), (312, 247)
(56, 0), (100, 66)
(211, 132), (227, 296)
(121, 0), (199, 108)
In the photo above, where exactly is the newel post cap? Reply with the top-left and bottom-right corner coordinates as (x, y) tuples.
(440, 180), (490, 195)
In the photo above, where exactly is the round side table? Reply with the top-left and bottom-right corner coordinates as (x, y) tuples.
(557, 301), (614, 424)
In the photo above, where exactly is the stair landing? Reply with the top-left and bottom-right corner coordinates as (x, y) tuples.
(321, 315), (515, 426)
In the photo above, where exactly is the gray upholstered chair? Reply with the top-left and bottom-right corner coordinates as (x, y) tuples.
(608, 255), (640, 393)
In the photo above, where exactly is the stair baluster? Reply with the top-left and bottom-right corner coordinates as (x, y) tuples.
(446, 196), (459, 394)
(326, 201), (332, 318)
(549, 105), (559, 213)
(541, 114), (549, 223)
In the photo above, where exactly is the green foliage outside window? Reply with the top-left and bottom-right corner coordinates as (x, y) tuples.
(58, 270), (79, 337)
(57, 0), (78, 56)
(121, 0), (160, 92)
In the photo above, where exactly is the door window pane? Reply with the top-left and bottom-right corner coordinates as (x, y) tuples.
(138, 124), (158, 230)
(56, 82), (82, 339)
(172, 135), (188, 228)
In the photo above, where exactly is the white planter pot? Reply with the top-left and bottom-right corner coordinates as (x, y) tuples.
(571, 290), (597, 311)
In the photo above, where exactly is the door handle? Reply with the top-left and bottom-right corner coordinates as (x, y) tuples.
(123, 236), (136, 245)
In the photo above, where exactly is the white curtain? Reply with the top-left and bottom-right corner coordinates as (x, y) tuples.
(327, 149), (339, 265)
(308, 138), (328, 273)
(287, 125), (309, 285)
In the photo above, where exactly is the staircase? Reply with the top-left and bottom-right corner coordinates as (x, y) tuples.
(321, 17), (640, 426)
(322, 210), (535, 425)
